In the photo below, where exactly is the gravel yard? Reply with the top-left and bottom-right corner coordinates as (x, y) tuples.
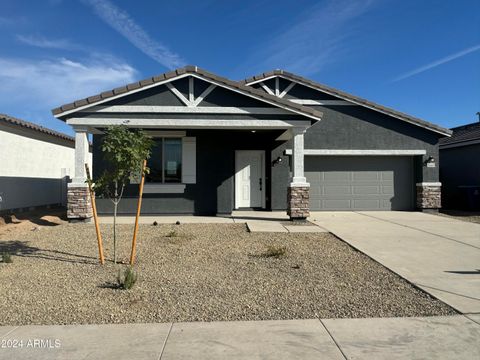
(0, 222), (455, 325)
(439, 210), (480, 224)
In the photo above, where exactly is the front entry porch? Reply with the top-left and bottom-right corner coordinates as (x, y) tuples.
(67, 126), (311, 221)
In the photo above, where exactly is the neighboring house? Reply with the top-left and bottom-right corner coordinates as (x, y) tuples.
(440, 121), (480, 210)
(0, 114), (91, 213)
(51, 66), (451, 221)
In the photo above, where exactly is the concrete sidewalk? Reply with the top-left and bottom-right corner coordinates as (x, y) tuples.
(310, 211), (480, 314)
(0, 316), (479, 359)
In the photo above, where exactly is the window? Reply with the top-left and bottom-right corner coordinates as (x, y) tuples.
(146, 138), (182, 183)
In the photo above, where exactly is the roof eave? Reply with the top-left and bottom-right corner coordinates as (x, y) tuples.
(52, 66), (323, 122)
(243, 71), (452, 137)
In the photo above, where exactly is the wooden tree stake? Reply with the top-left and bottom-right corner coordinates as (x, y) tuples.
(130, 159), (147, 265)
(85, 163), (105, 265)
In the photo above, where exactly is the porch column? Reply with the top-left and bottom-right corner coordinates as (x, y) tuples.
(287, 127), (310, 220)
(67, 128), (92, 222)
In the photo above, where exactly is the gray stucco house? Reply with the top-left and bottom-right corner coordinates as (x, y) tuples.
(51, 66), (451, 221)
(440, 121), (480, 210)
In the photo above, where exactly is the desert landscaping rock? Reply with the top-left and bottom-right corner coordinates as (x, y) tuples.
(0, 223), (455, 325)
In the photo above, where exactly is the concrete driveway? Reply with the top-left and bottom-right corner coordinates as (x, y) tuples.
(310, 211), (480, 314)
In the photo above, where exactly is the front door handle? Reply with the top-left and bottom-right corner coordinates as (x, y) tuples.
(259, 178), (262, 191)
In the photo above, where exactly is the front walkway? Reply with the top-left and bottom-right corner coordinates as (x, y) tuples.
(1, 316), (479, 359)
(310, 211), (480, 314)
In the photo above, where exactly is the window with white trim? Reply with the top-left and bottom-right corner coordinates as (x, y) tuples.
(146, 138), (182, 183)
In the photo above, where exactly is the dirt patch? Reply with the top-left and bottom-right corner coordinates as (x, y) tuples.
(0, 208), (67, 236)
(0, 222), (455, 325)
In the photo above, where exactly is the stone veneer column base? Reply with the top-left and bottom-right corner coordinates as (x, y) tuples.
(67, 185), (93, 222)
(416, 183), (441, 210)
(287, 185), (310, 220)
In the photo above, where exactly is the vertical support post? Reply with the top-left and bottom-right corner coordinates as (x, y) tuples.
(67, 128), (92, 221)
(73, 129), (89, 184)
(130, 160), (147, 266)
(288, 127), (310, 220)
(291, 127), (307, 184)
(85, 164), (105, 265)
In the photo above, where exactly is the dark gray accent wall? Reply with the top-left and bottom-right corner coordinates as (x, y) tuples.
(440, 144), (480, 209)
(303, 106), (440, 182)
(93, 130), (287, 215)
(0, 177), (68, 211)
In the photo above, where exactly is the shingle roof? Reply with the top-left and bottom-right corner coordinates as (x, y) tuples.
(439, 122), (480, 147)
(0, 113), (75, 143)
(241, 70), (452, 137)
(51, 66), (323, 121)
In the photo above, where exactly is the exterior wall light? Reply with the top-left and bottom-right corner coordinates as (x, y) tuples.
(272, 156), (283, 166)
(425, 156), (436, 168)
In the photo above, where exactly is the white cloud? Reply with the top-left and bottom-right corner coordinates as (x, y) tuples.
(0, 56), (138, 109)
(84, 0), (186, 69)
(16, 34), (81, 51)
(242, 0), (377, 76)
(393, 44), (480, 82)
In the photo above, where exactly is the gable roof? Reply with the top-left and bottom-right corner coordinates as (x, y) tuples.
(52, 66), (323, 121)
(241, 70), (452, 137)
(439, 122), (480, 148)
(0, 113), (75, 143)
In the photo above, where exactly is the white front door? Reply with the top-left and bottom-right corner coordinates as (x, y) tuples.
(235, 150), (265, 208)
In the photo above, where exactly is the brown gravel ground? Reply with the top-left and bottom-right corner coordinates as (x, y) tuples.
(438, 210), (480, 224)
(0, 223), (455, 325)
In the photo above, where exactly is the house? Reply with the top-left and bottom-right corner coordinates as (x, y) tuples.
(0, 114), (91, 213)
(440, 121), (480, 210)
(51, 66), (451, 221)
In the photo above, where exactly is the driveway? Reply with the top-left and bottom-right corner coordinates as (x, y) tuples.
(310, 211), (480, 314)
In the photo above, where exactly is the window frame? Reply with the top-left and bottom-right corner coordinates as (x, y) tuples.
(146, 136), (183, 184)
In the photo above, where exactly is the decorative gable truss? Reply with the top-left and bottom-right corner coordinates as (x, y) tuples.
(166, 77), (217, 107)
(252, 76), (355, 106)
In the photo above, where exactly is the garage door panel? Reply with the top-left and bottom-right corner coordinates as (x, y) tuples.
(382, 185), (394, 194)
(305, 156), (413, 211)
(353, 185), (381, 195)
(353, 199), (381, 209)
(381, 172), (394, 181)
(324, 186), (351, 195)
(323, 199), (352, 209)
(353, 172), (379, 181)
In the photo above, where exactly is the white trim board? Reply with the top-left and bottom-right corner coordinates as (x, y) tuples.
(85, 105), (292, 115)
(54, 73), (322, 121)
(66, 117), (309, 129)
(144, 184), (186, 193)
(290, 99), (355, 106)
(284, 149), (427, 156)
(416, 182), (441, 186)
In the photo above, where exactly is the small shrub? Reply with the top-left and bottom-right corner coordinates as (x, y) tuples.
(166, 230), (177, 238)
(117, 267), (137, 290)
(153, 221), (158, 226)
(262, 245), (286, 258)
(1, 252), (12, 263)
(175, 220), (181, 225)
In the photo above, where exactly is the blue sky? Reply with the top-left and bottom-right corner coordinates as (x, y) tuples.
(0, 0), (479, 135)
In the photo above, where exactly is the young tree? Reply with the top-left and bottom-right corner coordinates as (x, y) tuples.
(94, 125), (153, 263)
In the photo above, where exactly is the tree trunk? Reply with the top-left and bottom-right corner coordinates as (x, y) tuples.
(113, 181), (118, 264)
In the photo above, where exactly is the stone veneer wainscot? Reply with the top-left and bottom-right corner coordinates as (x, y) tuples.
(416, 183), (442, 210)
(287, 185), (310, 219)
